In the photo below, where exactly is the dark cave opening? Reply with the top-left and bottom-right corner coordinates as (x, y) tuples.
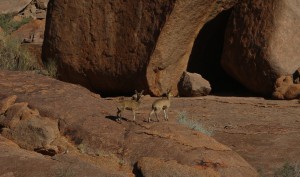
(187, 8), (254, 96)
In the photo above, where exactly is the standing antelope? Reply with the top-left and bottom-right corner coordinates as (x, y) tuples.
(148, 89), (173, 122)
(116, 90), (144, 122)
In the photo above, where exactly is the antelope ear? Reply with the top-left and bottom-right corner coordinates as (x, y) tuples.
(140, 90), (144, 94)
(135, 90), (138, 94)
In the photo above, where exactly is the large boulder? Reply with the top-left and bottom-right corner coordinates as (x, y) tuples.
(43, 0), (176, 96)
(221, 0), (300, 96)
(0, 0), (32, 14)
(43, 0), (237, 96)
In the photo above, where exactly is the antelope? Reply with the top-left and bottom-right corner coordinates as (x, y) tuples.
(116, 90), (144, 122)
(148, 89), (173, 122)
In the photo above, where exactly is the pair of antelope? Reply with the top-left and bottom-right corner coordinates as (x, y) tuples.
(116, 89), (172, 122)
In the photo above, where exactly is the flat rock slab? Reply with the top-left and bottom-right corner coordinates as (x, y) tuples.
(0, 70), (258, 177)
(170, 96), (300, 177)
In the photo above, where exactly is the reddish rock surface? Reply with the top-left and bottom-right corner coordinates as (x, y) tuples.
(137, 157), (220, 177)
(221, 0), (300, 96)
(43, 0), (176, 95)
(0, 70), (258, 177)
(0, 136), (127, 177)
(43, 0), (237, 96)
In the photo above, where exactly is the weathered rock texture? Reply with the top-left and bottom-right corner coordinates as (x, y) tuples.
(0, 0), (32, 14)
(43, 0), (176, 96)
(43, 0), (237, 96)
(0, 135), (127, 177)
(36, 0), (49, 10)
(221, 0), (300, 96)
(0, 95), (63, 155)
(178, 71), (211, 97)
(0, 70), (258, 177)
(272, 75), (300, 100)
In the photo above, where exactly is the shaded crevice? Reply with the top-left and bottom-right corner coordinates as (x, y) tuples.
(187, 8), (254, 96)
(34, 147), (57, 156)
(132, 162), (143, 177)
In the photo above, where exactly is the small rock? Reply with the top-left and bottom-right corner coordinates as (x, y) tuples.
(36, 0), (49, 9)
(272, 75), (300, 100)
(178, 71), (211, 97)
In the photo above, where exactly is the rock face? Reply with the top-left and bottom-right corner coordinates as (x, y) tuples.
(0, 70), (258, 177)
(178, 71), (211, 97)
(221, 0), (300, 96)
(43, 0), (237, 96)
(0, 0), (32, 14)
(43, 0), (176, 95)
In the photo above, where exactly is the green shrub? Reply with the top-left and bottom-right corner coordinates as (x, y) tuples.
(177, 111), (213, 136)
(0, 35), (39, 71)
(0, 13), (32, 34)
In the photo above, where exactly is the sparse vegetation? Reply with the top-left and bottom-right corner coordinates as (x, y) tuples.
(0, 34), (39, 71)
(177, 111), (213, 136)
(43, 59), (58, 78)
(77, 143), (87, 154)
(0, 13), (40, 72)
(274, 162), (300, 177)
(118, 158), (126, 167)
(0, 13), (32, 34)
